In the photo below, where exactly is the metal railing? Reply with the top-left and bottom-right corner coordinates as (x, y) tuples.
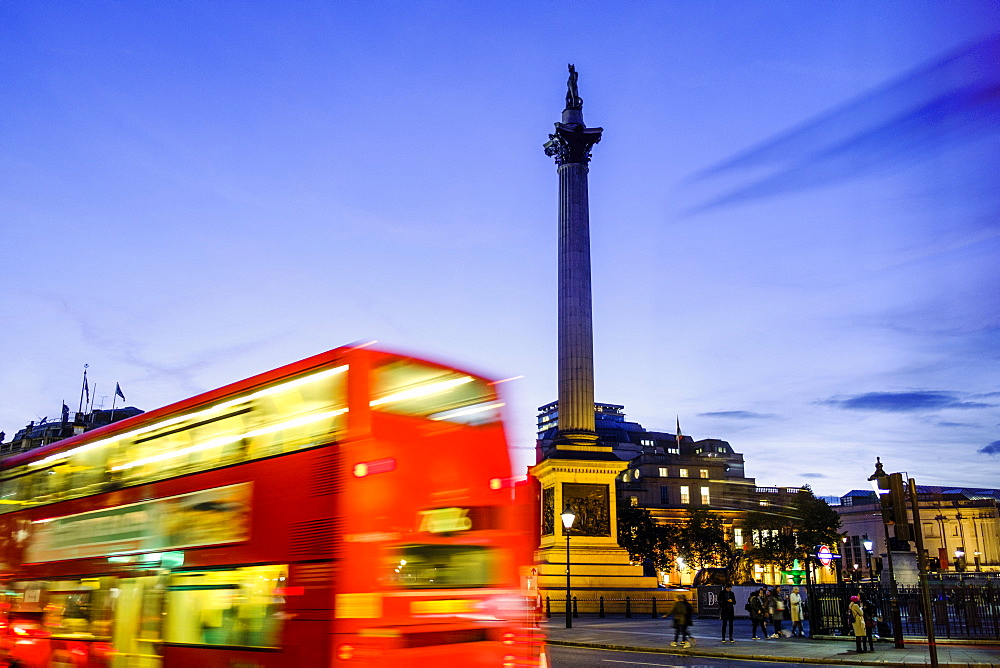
(809, 582), (1000, 640)
(544, 596), (669, 619)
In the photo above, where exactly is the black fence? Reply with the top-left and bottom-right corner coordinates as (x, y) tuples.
(542, 596), (668, 619)
(809, 582), (1000, 640)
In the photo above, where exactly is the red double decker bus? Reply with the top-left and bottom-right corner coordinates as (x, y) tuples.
(0, 346), (542, 667)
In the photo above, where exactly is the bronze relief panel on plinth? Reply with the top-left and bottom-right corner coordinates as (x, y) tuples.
(541, 486), (554, 536)
(562, 483), (610, 536)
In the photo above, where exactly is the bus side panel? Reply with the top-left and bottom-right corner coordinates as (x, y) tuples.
(159, 645), (285, 668)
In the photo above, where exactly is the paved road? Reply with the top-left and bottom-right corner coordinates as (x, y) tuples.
(548, 645), (860, 667)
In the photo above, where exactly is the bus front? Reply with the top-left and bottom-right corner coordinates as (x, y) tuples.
(335, 352), (542, 666)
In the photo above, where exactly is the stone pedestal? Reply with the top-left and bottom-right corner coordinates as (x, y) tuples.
(530, 452), (659, 601)
(886, 550), (919, 586)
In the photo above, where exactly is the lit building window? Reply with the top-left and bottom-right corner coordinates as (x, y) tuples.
(759, 499), (768, 507)
(666, 447), (680, 455)
(641, 439), (655, 447)
(700, 486), (710, 505)
(629, 496), (638, 506)
(658, 467), (668, 477)
(679, 468), (689, 478)
(734, 528), (743, 548)
(699, 469), (709, 479)
(680, 486), (690, 504)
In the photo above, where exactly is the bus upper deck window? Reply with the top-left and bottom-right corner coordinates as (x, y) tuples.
(370, 360), (500, 425)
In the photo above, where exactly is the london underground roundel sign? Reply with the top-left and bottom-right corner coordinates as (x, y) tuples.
(817, 545), (833, 566)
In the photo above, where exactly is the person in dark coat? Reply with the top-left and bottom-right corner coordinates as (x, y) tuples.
(669, 594), (694, 647)
(719, 585), (736, 642)
(748, 589), (766, 640)
(860, 592), (876, 651)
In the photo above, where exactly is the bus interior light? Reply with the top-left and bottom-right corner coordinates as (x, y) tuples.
(112, 408), (347, 471)
(369, 376), (475, 407)
(32, 364), (348, 469)
(429, 402), (505, 422)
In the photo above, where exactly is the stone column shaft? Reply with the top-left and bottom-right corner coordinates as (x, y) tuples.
(557, 162), (596, 436)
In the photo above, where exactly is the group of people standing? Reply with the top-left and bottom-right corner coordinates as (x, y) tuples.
(670, 585), (807, 645)
(669, 585), (879, 653)
(743, 585), (805, 640)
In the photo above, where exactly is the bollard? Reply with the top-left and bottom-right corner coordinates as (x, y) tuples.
(626, 596), (632, 619)
(599, 596), (605, 618)
(545, 596), (551, 619)
(572, 596), (578, 618)
(651, 597), (657, 618)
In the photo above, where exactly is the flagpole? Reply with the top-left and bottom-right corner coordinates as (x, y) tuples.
(78, 365), (89, 414)
(110, 388), (117, 422)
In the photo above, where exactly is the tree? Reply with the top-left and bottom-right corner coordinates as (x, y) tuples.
(617, 503), (678, 573)
(676, 509), (729, 571)
(742, 487), (842, 572)
(793, 487), (842, 554)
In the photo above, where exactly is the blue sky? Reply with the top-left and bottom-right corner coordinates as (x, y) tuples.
(2, 1), (997, 496)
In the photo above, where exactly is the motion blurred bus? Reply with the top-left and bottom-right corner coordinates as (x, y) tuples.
(0, 346), (543, 667)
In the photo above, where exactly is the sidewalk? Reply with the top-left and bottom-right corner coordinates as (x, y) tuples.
(544, 616), (1000, 667)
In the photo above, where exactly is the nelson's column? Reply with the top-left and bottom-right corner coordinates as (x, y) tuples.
(531, 66), (657, 608)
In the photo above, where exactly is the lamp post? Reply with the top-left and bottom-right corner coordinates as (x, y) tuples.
(561, 507), (576, 629)
(863, 539), (874, 581)
(934, 511), (948, 569)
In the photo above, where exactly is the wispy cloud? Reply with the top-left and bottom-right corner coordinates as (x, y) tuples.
(821, 391), (994, 412)
(684, 34), (1000, 214)
(800, 472), (828, 479)
(698, 410), (778, 419)
(979, 441), (1000, 456)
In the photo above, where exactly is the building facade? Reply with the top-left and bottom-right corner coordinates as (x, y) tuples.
(538, 403), (821, 586)
(0, 408), (143, 459)
(836, 486), (1000, 580)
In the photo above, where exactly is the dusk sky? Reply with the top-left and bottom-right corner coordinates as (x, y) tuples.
(2, 2), (998, 497)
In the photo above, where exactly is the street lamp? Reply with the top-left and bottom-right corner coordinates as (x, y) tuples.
(561, 507), (576, 629)
(863, 539), (874, 580)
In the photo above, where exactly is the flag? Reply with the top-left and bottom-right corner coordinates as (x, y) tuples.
(675, 415), (682, 447)
(115, 383), (126, 401)
(84, 376), (90, 403)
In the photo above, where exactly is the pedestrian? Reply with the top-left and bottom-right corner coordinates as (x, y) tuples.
(669, 593), (693, 648)
(848, 595), (867, 653)
(789, 586), (805, 637)
(860, 592), (876, 651)
(747, 589), (766, 640)
(719, 584), (736, 642)
(767, 587), (786, 638)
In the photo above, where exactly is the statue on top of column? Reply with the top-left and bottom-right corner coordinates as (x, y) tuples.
(565, 63), (583, 110)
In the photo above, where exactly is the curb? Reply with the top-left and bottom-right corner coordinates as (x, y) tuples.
(546, 639), (986, 668)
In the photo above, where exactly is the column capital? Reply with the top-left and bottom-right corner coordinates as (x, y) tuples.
(544, 123), (603, 166)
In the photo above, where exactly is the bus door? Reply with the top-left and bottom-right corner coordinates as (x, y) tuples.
(111, 576), (163, 668)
